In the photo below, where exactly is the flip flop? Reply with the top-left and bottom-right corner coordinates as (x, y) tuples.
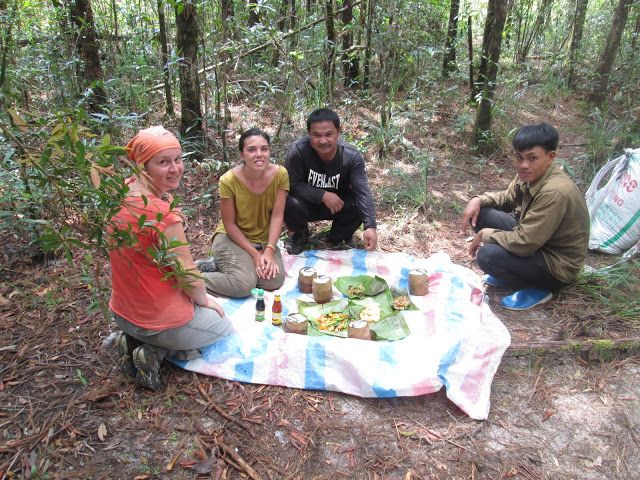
(500, 289), (552, 310)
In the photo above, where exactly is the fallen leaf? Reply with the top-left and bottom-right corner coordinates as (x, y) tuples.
(8, 109), (28, 132)
(542, 408), (555, 421)
(192, 458), (217, 475)
(97, 423), (107, 441)
(90, 164), (101, 188)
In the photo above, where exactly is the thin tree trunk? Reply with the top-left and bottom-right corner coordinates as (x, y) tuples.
(70, 0), (107, 113)
(175, 0), (204, 153)
(289, 0), (299, 48)
(567, 0), (588, 89)
(589, 0), (633, 106)
(363, 0), (374, 90)
(221, 0), (234, 40)
(467, 15), (474, 102)
(247, 0), (260, 27)
(516, 0), (553, 65)
(632, 10), (640, 50)
(0, 0), (16, 106)
(157, 0), (174, 116)
(442, 0), (460, 77)
(272, 0), (290, 66)
(110, 0), (120, 54)
(325, 0), (336, 102)
(341, 0), (358, 87)
(472, 0), (508, 148)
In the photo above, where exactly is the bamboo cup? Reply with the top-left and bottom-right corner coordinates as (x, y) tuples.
(298, 267), (317, 294)
(348, 320), (371, 340)
(408, 268), (429, 296)
(284, 313), (308, 334)
(312, 275), (333, 304)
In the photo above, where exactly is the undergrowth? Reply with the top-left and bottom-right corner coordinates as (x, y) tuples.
(576, 258), (640, 323)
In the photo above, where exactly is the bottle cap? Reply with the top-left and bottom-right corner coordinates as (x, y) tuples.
(257, 288), (264, 296)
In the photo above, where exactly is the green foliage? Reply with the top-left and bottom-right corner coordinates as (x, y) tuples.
(378, 149), (432, 213)
(577, 259), (640, 323)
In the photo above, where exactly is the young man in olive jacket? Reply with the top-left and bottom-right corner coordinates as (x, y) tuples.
(460, 123), (590, 310)
(284, 108), (378, 254)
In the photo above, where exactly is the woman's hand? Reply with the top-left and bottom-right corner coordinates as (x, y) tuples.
(254, 248), (279, 279)
(206, 294), (226, 317)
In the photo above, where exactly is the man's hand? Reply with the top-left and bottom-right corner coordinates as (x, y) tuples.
(468, 230), (488, 257)
(322, 191), (344, 215)
(363, 228), (377, 251)
(460, 197), (482, 235)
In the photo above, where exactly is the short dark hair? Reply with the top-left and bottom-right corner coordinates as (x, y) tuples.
(306, 108), (340, 131)
(238, 128), (271, 152)
(512, 123), (559, 153)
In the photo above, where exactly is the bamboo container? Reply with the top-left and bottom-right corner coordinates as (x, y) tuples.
(297, 267), (317, 294)
(312, 275), (333, 304)
(348, 320), (371, 340)
(284, 313), (308, 334)
(408, 268), (429, 296)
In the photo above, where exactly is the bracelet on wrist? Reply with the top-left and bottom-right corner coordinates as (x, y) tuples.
(265, 244), (276, 252)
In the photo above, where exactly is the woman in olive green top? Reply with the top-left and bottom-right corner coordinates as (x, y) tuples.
(201, 128), (289, 298)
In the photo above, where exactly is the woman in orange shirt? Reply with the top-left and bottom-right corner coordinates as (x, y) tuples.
(109, 126), (231, 390)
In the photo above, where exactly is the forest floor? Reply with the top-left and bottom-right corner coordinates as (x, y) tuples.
(2, 86), (640, 479)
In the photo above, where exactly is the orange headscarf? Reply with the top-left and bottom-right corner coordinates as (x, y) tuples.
(126, 126), (181, 165)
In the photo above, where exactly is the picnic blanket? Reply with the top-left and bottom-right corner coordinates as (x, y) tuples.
(175, 250), (511, 420)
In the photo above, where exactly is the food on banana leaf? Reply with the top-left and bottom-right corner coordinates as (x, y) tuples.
(392, 295), (411, 310)
(359, 302), (381, 323)
(346, 285), (366, 298)
(317, 312), (350, 332)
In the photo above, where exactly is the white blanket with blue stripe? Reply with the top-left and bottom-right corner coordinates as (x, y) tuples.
(175, 250), (511, 420)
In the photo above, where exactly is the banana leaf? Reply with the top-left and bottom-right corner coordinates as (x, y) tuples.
(370, 313), (411, 341)
(298, 298), (351, 337)
(334, 275), (389, 298)
(296, 291), (411, 341)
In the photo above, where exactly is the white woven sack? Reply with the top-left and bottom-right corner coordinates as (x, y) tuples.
(585, 148), (640, 254)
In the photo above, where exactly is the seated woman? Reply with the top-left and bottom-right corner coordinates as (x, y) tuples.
(199, 128), (289, 297)
(109, 126), (232, 391)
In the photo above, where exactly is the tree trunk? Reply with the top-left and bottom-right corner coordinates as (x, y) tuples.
(363, 0), (374, 90)
(247, 0), (260, 27)
(289, 0), (299, 48)
(567, 0), (588, 89)
(272, 0), (290, 66)
(467, 15), (474, 102)
(632, 10), (640, 50)
(70, 0), (107, 113)
(472, 0), (508, 148)
(157, 0), (174, 117)
(515, 0), (553, 65)
(324, 0), (336, 102)
(0, 0), (16, 106)
(442, 0), (460, 77)
(175, 0), (204, 152)
(110, 0), (120, 54)
(221, 0), (234, 40)
(589, 0), (633, 106)
(341, 0), (358, 87)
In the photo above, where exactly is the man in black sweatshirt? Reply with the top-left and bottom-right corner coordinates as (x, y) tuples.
(284, 108), (378, 255)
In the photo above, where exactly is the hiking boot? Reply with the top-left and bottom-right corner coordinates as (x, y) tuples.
(195, 256), (218, 273)
(132, 345), (162, 391)
(285, 228), (310, 255)
(115, 332), (140, 378)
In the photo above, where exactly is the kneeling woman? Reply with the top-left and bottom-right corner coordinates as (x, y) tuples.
(109, 126), (231, 390)
(201, 128), (289, 297)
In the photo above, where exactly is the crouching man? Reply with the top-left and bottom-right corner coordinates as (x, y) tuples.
(460, 123), (590, 310)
